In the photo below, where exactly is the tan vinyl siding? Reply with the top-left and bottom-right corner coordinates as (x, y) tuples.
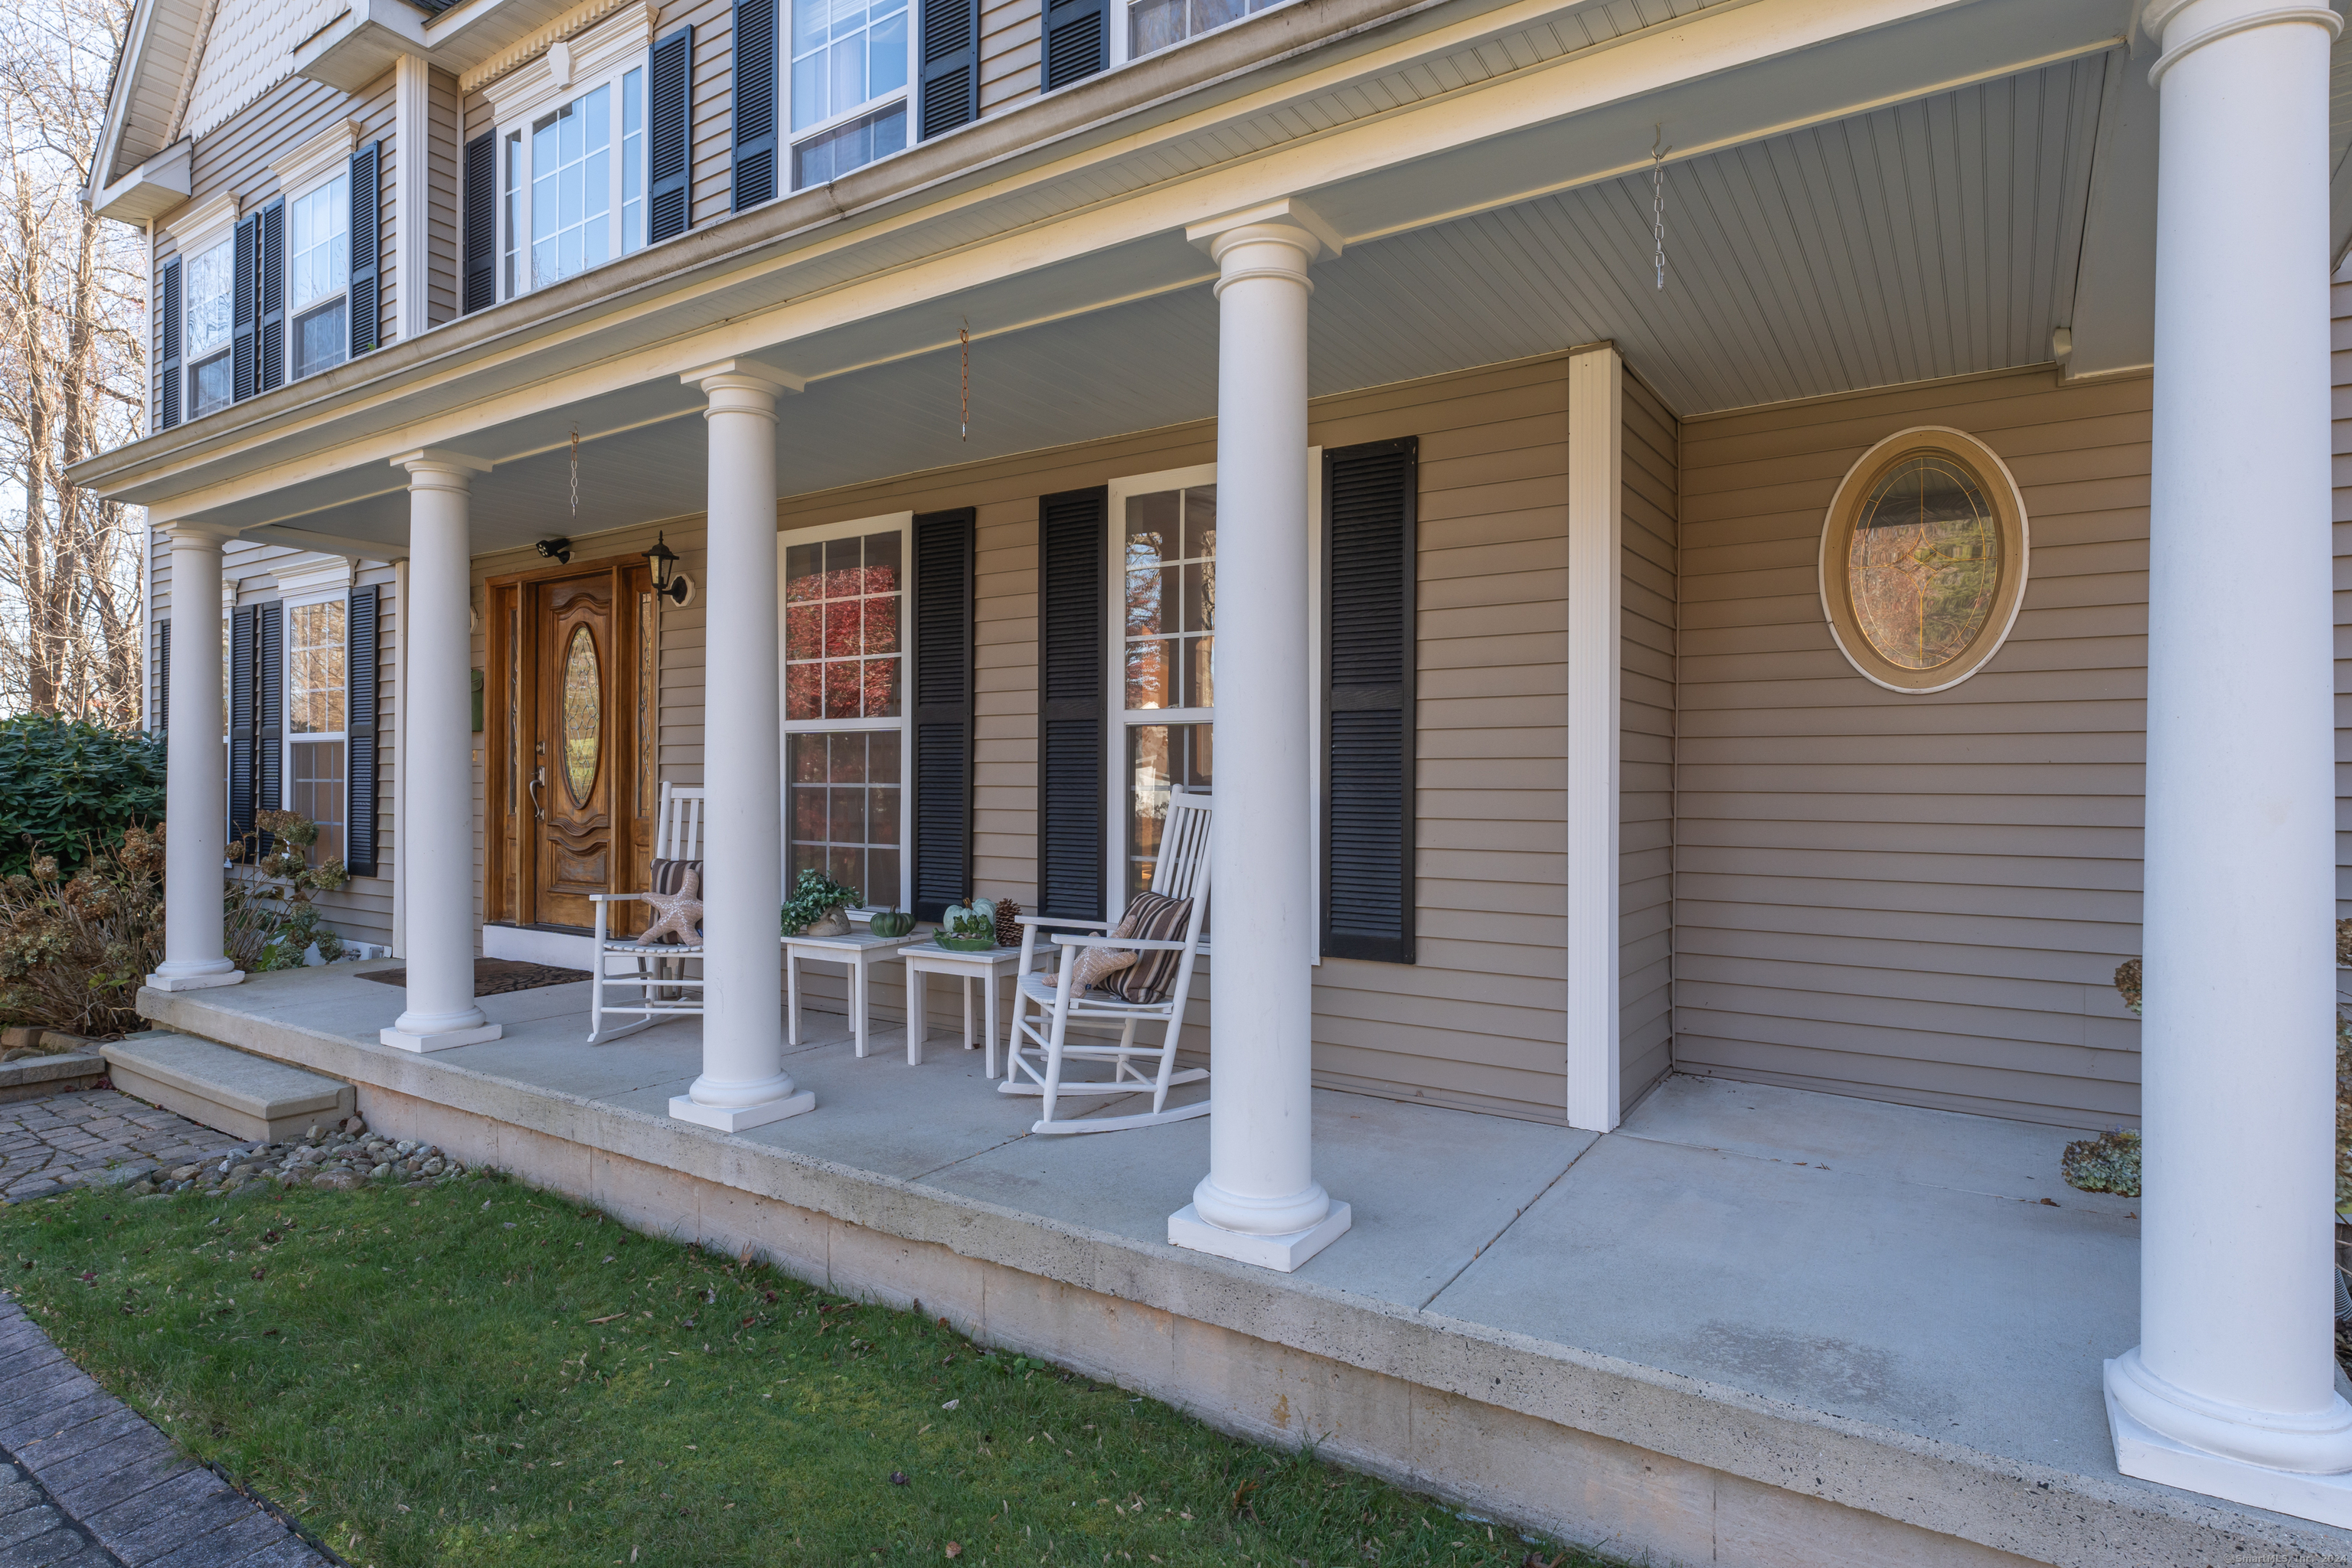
(1620, 370), (1676, 1116)
(428, 68), (462, 328)
(1673, 364), (2151, 1131)
(353, 72), (398, 348)
(674, 0), (736, 227)
(781, 353), (1578, 1123)
(979, 0), (1040, 116)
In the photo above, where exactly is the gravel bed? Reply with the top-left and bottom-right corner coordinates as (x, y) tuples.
(119, 1115), (471, 1199)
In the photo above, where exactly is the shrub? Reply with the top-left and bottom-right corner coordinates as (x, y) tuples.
(226, 810), (350, 973)
(0, 824), (165, 1038)
(0, 717), (166, 879)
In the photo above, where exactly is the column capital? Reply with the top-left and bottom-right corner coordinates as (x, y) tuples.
(2143, 0), (2340, 85)
(392, 449), (493, 488)
(680, 356), (806, 398)
(1186, 198), (1344, 266)
(161, 520), (241, 547)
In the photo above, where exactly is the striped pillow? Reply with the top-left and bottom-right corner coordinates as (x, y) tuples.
(1107, 890), (1193, 1004)
(651, 858), (702, 894)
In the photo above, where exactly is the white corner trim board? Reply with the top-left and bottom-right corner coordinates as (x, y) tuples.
(1563, 342), (1622, 1135)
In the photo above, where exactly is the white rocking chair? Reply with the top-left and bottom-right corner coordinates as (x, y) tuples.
(586, 782), (707, 1044)
(1001, 789), (1211, 1135)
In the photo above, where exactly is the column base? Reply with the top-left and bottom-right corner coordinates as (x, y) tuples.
(1168, 1200), (1350, 1272)
(2106, 1359), (2352, 1527)
(670, 1090), (815, 1132)
(380, 1022), (503, 1054)
(144, 969), (245, 993)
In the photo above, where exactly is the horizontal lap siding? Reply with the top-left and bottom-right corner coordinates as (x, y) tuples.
(1621, 372), (1676, 1116)
(429, 68), (462, 328)
(979, 0), (1040, 115)
(782, 354), (1576, 1122)
(1674, 365), (2152, 1130)
(676, 0), (734, 224)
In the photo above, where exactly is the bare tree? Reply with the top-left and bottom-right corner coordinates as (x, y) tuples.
(0, 0), (143, 724)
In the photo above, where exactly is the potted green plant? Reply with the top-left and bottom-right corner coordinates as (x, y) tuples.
(781, 868), (864, 937)
(936, 898), (998, 952)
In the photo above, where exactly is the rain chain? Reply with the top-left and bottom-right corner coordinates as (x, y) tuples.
(569, 425), (580, 515)
(1651, 129), (1671, 292)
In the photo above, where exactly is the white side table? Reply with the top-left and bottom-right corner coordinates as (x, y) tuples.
(782, 929), (923, 1057)
(900, 942), (1027, 1074)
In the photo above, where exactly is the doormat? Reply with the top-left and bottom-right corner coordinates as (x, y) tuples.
(358, 959), (591, 996)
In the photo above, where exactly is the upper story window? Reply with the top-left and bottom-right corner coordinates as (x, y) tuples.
(1116, 0), (1284, 64)
(789, 0), (910, 188)
(184, 235), (234, 419)
(498, 64), (648, 298)
(289, 172), (349, 381)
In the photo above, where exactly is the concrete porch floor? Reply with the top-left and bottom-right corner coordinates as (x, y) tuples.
(135, 962), (2351, 1568)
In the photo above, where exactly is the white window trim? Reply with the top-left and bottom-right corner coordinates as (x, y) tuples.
(485, 3), (656, 302)
(784, 0), (915, 190)
(1102, 456), (1321, 952)
(166, 193), (240, 422)
(1106, 0), (1303, 68)
(267, 119), (360, 198)
(279, 557), (355, 864)
(774, 510), (916, 915)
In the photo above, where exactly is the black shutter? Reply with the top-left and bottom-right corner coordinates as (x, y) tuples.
(256, 199), (285, 393)
(911, 510), (974, 920)
(919, 0), (978, 139)
(158, 258), (181, 430)
(1042, 0), (1106, 93)
(257, 601), (283, 832)
(1037, 487), (1106, 921)
(349, 141), (380, 355)
(230, 214), (257, 402)
(229, 606), (256, 842)
(1321, 438), (1417, 963)
(347, 586), (380, 876)
(732, 0), (778, 209)
(648, 24), (694, 243)
(155, 619), (169, 733)
(462, 129), (495, 312)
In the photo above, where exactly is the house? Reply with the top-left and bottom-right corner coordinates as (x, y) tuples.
(72, 0), (2352, 1558)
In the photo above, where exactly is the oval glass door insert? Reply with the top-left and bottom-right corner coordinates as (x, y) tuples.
(560, 624), (600, 807)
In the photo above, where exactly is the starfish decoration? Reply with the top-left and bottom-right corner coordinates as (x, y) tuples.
(636, 866), (704, 947)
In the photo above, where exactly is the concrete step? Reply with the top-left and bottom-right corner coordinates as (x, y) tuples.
(100, 1031), (354, 1142)
(0, 1050), (106, 1104)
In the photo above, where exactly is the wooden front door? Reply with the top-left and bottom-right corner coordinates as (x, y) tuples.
(486, 558), (655, 933)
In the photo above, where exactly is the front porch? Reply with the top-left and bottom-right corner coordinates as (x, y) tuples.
(132, 963), (2340, 1567)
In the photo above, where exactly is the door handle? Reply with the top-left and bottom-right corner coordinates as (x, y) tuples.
(529, 766), (547, 822)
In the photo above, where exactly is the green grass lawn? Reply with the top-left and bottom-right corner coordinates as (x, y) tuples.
(2, 1171), (1613, 1568)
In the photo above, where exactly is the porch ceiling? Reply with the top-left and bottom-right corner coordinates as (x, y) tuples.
(235, 41), (2119, 557)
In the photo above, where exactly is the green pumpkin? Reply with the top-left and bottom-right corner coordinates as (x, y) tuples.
(868, 909), (915, 939)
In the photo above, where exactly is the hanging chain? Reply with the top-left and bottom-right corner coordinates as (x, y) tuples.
(569, 425), (580, 516)
(1651, 132), (1669, 292)
(959, 319), (971, 442)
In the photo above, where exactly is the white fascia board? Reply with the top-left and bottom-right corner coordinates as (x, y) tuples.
(91, 139), (192, 225)
(293, 0), (429, 93)
(87, 0), (2128, 524)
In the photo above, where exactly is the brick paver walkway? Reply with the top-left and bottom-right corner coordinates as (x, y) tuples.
(0, 1297), (329, 1567)
(0, 1091), (243, 1205)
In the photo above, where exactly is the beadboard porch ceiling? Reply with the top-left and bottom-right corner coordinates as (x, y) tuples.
(139, 0), (2212, 557)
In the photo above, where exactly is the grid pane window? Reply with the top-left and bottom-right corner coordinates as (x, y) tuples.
(783, 530), (902, 721)
(1126, 0), (1276, 57)
(787, 731), (901, 908)
(290, 173), (349, 382)
(185, 237), (234, 418)
(531, 84), (612, 289)
(621, 67), (646, 253)
(292, 740), (346, 866)
(288, 603), (346, 735)
(790, 0), (908, 188)
(1122, 484), (1214, 906)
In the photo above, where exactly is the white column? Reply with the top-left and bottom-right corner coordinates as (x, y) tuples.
(394, 54), (431, 345)
(380, 450), (501, 1052)
(2105, 0), (2352, 1526)
(1563, 344), (1622, 1133)
(671, 358), (813, 1131)
(146, 523), (243, 992)
(1168, 199), (1351, 1273)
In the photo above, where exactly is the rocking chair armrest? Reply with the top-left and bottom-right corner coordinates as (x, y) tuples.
(1015, 913), (1111, 929)
(586, 892), (648, 904)
(1050, 933), (1189, 952)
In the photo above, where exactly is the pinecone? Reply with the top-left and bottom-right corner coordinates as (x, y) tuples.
(994, 898), (1022, 949)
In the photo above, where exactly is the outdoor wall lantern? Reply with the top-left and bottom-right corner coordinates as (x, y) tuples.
(643, 532), (694, 607)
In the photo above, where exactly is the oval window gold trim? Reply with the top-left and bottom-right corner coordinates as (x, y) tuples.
(1818, 426), (2030, 694)
(560, 623), (601, 807)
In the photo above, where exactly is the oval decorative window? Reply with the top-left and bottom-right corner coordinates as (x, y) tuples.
(1819, 426), (2029, 693)
(560, 624), (601, 806)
